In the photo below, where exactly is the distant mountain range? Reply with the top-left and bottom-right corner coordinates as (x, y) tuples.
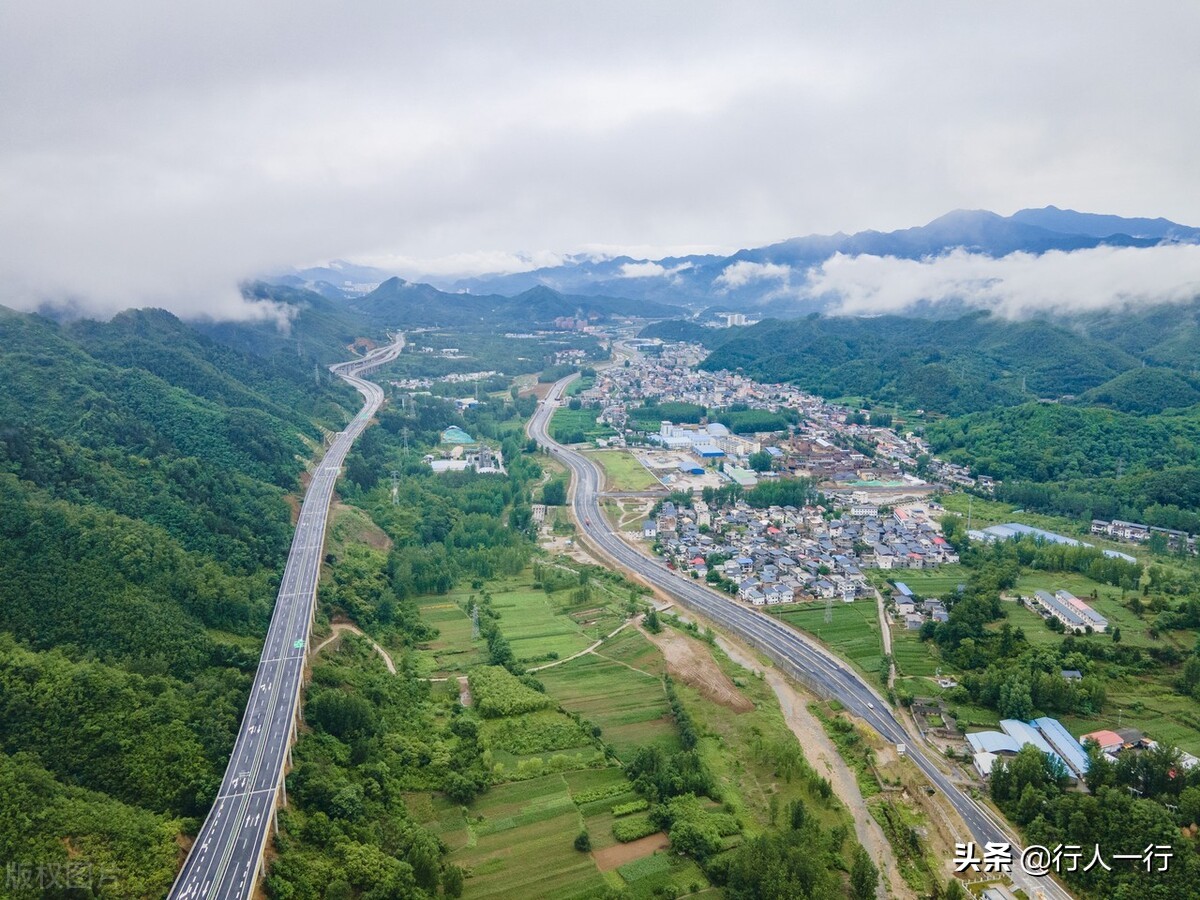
(262, 206), (1200, 313)
(443, 206), (1200, 310)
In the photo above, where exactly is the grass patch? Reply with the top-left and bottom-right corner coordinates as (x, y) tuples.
(590, 450), (661, 492)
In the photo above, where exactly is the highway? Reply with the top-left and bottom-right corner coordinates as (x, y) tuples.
(530, 373), (1072, 900)
(169, 337), (403, 900)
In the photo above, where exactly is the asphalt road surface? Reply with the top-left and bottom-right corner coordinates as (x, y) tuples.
(168, 337), (402, 900)
(529, 372), (1072, 900)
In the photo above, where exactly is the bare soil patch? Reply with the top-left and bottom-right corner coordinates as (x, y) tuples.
(592, 833), (669, 871)
(639, 625), (753, 713)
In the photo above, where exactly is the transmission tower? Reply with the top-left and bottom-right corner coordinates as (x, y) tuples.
(390, 470), (400, 506)
(471, 603), (481, 641)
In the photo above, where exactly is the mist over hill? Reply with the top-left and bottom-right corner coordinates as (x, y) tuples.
(423, 206), (1200, 316)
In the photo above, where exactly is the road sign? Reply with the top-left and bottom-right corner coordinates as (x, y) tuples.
(293, 639), (305, 649)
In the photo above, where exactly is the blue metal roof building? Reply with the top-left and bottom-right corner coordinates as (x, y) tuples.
(1000, 719), (1066, 769)
(894, 582), (913, 598)
(1033, 716), (1090, 776)
(966, 732), (1022, 755)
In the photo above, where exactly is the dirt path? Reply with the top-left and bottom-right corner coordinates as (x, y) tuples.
(639, 624), (754, 712)
(715, 636), (912, 900)
(528, 618), (637, 672)
(312, 622), (396, 674)
(874, 587), (895, 688)
(592, 833), (669, 871)
(457, 675), (472, 707)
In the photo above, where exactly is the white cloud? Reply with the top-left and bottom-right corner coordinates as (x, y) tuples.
(715, 261), (794, 291)
(619, 261), (668, 278)
(0, 3), (1197, 319)
(806, 244), (1200, 318)
(356, 249), (571, 280)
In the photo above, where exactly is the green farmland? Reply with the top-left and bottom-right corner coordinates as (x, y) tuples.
(772, 600), (884, 679)
(537, 630), (680, 760)
(550, 406), (614, 445)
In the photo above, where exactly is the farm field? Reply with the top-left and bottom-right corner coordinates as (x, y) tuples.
(537, 631), (680, 760)
(412, 570), (628, 675)
(772, 600), (884, 679)
(423, 775), (607, 899)
(550, 406), (615, 444)
(884, 565), (969, 599)
(891, 626), (956, 678)
(414, 595), (489, 676)
(589, 449), (661, 492)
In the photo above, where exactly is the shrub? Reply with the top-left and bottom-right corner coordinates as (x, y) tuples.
(613, 816), (659, 842)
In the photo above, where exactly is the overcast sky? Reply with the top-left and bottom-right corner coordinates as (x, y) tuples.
(2, 2), (1198, 319)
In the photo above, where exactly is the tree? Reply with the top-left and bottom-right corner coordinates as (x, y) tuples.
(574, 830), (592, 852)
(1112, 626), (1122, 643)
(748, 450), (773, 472)
(541, 480), (566, 506)
(669, 818), (722, 860)
(442, 865), (465, 898)
(645, 608), (662, 633)
(850, 846), (878, 900)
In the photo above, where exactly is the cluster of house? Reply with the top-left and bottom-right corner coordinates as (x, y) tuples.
(968, 715), (1198, 781)
(645, 499), (958, 607)
(1091, 518), (1197, 554)
(552, 347), (591, 365)
(892, 582), (951, 629)
(577, 339), (993, 498)
(1028, 589), (1109, 634)
(1078, 727), (1199, 769)
(389, 370), (502, 390)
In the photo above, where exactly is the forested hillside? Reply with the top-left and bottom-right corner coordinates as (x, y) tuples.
(691, 312), (1135, 415)
(0, 304), (367, 896)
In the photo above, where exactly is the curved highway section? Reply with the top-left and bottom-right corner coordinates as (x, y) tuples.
(169, 338), (402, 900)
(530, 372), (1071, 900)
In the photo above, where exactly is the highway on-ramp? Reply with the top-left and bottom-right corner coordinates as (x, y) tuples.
(530, 372), (1072, 900)
(169, 337), (402, 900)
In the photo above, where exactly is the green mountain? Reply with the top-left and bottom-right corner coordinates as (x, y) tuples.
(350, 277), (680, 327)
(684, 312), (1135, 415)
(0, 304), (373, 894)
